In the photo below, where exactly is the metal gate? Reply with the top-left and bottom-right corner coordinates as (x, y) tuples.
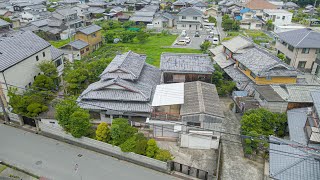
(22, 116), (36, 127)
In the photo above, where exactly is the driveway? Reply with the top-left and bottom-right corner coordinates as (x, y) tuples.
(0, 125), (176, 180)
(171, 33), (209, 50)
(220, 97), (264, 180)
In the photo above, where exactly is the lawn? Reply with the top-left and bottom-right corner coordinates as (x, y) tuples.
(108, 34), (201, 67)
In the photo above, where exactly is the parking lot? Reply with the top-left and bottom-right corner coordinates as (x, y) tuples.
(171, 30), (219, 50)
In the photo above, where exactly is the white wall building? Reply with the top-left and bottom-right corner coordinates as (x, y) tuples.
(263, 9), (293, 26)
(177, 7), (204, 30)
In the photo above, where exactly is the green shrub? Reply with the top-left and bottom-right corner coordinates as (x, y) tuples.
(96, 122), (111, 142)
(155, 149), (172, 162)
(111, 118), (138, 146)
(69, 109), (92, 138)
(120, 136), (137, 152)
(244, 146), (253, 154)
(146, 139), (159, 158)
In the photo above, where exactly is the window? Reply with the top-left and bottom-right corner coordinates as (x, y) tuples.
(302, 48), (310, 54)
(42, 52), (45, 57)
(80, 50), (84, 54)
(250, 71), (256, 79)
(288, 45), (294, 52)
(182, 24), (186, 27)
(266, 76), (272, 80)
(193, 17), (197, 20)
(238, 63), (247, 71)
(86, 47), (89, 52)
(298, 61), (307, 68)
(36, 55), (39, 61)
(34, 76), (36, 80)
(55, 59), (62, 67)
(187, 122), (201, 127)
(28, 82), (31, 87)
(182, 16), (186, 19)
(91, 33), (96, 37)
(282, 16), (285, 20)
(285, 57), (291, 65)
(189, 25), (192, 28)
(173, 74), (186, 82)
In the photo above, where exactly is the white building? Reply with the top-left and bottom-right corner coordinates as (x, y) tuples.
(263, 9), (293, 26)
(177, 7), (204, 30)
(0, 31), (64, 105)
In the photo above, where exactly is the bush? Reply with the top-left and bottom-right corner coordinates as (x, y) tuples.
(120, 136), (137, 152)
(111, 118), (138, 146)
(155, 149), (172, 162)
(200, 41), (212, 53)
(136, 31), (149, 43)
(133, 133), (148, 155)
(146, 139), (159, 158)
(244, 146), (253, 155)
(96, 122), (111, 142)
(26, 103), (48, 117)
(69, 109), (92, 138)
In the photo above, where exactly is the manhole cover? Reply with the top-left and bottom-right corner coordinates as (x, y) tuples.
(35, 161), (42, 165)
(78, 154), (82, 157)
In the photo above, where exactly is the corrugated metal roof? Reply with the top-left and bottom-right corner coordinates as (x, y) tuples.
(0, 31), (50, 72)
(152, 83), (184, 106)
(160, 53), (214, 73)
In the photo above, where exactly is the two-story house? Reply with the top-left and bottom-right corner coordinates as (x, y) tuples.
(276, 28), (320, 73)
(50, 8), (83, 30)
(0, 31), (64, 106)
(237, 8), (263, 30)
(244, 0), (277, 19)
(263, 9), (293, 26)
(160, 53), (214, 83)
(75, 24), (102, 52)
(177, 7), (203, 30)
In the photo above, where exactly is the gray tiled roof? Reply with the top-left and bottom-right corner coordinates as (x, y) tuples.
(78, 25), (102, 35)
(0, 18), (10, 27)
(269, 136), (320, 180)
(78, 52), (161, 113)
(233, 46), (298, 77)
(277, 28), (320, 48)
(287, 108), (308, 145)
(177, 7), (203, 16)
(100, 51), (146, 80)
(160, 53), (214, 74)
(211, 45), (235, 69)
(311, 91), (320, 118)
(130, 16), (154, 22)
(67, 40), (89, 50)
(181, 81), (224, 118)
(31, 19), (48, 27)
(221, 36), (253, 53)
(0, 31), (50, 72)
(50, 46), (64, 60)
(272, 85), (320, 102)
(254, 85), (284, 102)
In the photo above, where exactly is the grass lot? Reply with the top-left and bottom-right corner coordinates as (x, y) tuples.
(244, 30), (273, 44)
(49, 36), (74, 48)
(108, 34), (201, 67)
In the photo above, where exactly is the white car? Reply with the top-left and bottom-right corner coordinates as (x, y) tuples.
(176, 40), (187, 45)
(212, 37), (219, 45)
(185, 36), (191, 43)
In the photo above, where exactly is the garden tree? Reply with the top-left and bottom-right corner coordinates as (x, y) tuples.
(69, 109), (92, 138)
(134, 133), (148, 155)
(47, 7), (55, 12)
(212, 65), (236, 96)
(231, 20), (240, 31)
(222, 15), (240, 31)
(55, 98), (80, 132)
(38, 61), (59, 85)
(155, 149), (173, 162)
(208, 16), (217, 25)
(26, 103), (48, 117)
(105, 32), (116, 43)
(120, 136), (137, 152)
(146, 139), (159, 158)
(200, 41), (212, 53)
(96, 122), (111, 142)
(120, 31), (137, 43)
(64, 67), (89, 95)
(32, 75), (55, 91)
(110, 118), (138, 146)
(136, 31), (149, 43)
(122, 21), (135, 29)
(277, 53), (286, 61)
(265, 20), (274, 31)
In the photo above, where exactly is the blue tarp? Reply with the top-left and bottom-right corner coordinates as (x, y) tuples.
(235, 16), (242, 21)
(240, 8), (251, 14)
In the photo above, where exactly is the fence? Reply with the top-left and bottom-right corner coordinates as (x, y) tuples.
(170, 161), (214, 180)
(38, 122), (170, 173)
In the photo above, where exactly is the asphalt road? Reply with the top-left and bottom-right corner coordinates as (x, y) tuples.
(216, 16), (226, 40)
(0, 125), (176, 180)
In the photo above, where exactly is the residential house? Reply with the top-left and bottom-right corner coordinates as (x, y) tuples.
(77, 51), (161, 122)
(205, 6), (218, 17)
(263, 9), (292, 26)
(273, 23), (305, 33)
(87, 1), (108, 9)
(152, 12), (174, 28)
(50, 46), (64, 78)
(275, 28), (320, 72)
(192, 1), (208, 11)
(0, 9), (12, 17)
(283, 2), (299, 10)
(0, 31), (62, 106)
(50, 8), (83, 30)
(177, 7), (203, 30)
(172, 0), (187, 11)
(268, 92), (320, 179)
(268, 0), (284, 9)
(149, 81), (224, 149)
(237, 8), (263, 30)
(130, 5), (158, 25)
(20, 10), (51, 23)
(244, 0), (277, 18)
(60, 40), (90, 60)
(72, 4), (92, 23)
(75, 24), (102, 52)
(160, 53), (214, 83)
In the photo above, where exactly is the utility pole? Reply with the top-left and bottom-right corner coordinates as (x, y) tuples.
(0, 93), (9, 124)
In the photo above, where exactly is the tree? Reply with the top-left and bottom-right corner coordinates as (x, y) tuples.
(208, 16), (217, 25)
(105, 32), (115, 43)
(200, 41), (212, 53)
(38, 61), (58, 83)
(146, 139), (159, 158)
(64, 67), (89, 95)
(32, 75), (55, 91)
(266, 20), (274, 31)
(55, 98), (80, 132)
(155, 149), (172, 162)
(231, 20), (240, 31)
(26, 103), (48, 117)
(69, 109), (92, 138)
(96, 122), (111, 142)
(110, 118), (138, 146)
(134, 133), (148, 155)
(122, 21), (135, 29)
(222, 18), (234, 31)
(136, 31), (149, 43)
(120, 136), (137, 152)
(277, 53), (286, 61)
(120, 31), (137, 43)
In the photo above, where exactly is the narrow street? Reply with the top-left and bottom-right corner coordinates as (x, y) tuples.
(0, 125), (175, 180)
(216, 16), (226, 40)
(219, 97), (264, 180)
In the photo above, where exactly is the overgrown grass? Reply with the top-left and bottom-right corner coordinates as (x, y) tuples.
(49, 37), (74, 48)
(108, 34), (201, 67)
(244, 30), (273, 45)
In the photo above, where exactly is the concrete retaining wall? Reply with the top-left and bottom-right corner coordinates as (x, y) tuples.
(38, 122), (170, 173)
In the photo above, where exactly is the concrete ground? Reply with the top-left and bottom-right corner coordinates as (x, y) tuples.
(157, 141), (217, 174)
(0, 124), (177, 180)
(171, 33), (208, 50)
(0, 164), (38, 180)
(219, 97), (264, 180)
